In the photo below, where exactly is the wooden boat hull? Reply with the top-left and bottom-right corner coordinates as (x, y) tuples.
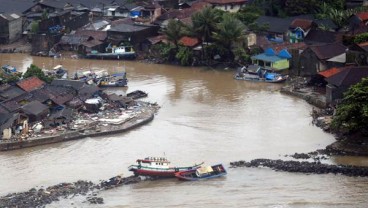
(175, 164), (227, 181)
(85, 53), (136, 60)
(128, 163), (203, 178)
(234, 74), (287, 83)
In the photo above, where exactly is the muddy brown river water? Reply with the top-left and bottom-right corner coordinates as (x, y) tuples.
(1, 54), (368, 207)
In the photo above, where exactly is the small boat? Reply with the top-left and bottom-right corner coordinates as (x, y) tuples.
(44, 65), (68, 79)
(86, 45), (136, 60)
(234, 65), (288, 83)
(128, 157), (203, 178)
(1, 65), (18, 75)
(98, 72), (128, 87)
(175, 164), (227, 181)
(127, 90), (148, 99)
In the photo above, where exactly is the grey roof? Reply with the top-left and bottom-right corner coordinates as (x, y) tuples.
(255, 16), (293, 34)
(21, 100), (49, 116)
(0, 13), (22, 21)
(109, 23), (153, 33)
(59, 35), (90, 45)
(304, 29), (340, 44)
(326, 66), (368, 87)
(313, 19), (338, 30)
(0, 85), (26, 100)
(51, 79), (85, 91)
(0, 0), (34, 14)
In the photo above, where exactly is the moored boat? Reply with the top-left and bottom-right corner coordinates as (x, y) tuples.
(175, 164), (227, 181)
(234, 65), (288, 83)
(128, 157), (203, 178)
(86, 45), (136, 60)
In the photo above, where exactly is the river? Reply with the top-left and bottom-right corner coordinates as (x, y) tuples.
(1, 54), (368, 207)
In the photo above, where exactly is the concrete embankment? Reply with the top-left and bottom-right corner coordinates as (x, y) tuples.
(280, 86), (327, 108)
(0, 109), (154, 151)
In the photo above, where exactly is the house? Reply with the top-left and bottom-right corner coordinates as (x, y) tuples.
(347, 41), (368, 65)
(25, 0), (73, 14)
(20, 100), (50, 123)
(304, 29), (340, 45)
(251, 48), (292, 71)
(78, 84), (101, 101)
(205, 0), (247, 12)
(255, 16), (293, 42)
(16, 76), (45, 92)
(323, 66), (368, 103)
(0, 13), (23, 44)
(0, 84), (26, 101)
(288, 19), (314, 43)
(0, 112), (28, 140)
(57, 34), (91, 52)
(0, 92), (33, 112)
(105, 5), (130, 18)
(107, 20), (160, 49)
(299, 43), (347, 76)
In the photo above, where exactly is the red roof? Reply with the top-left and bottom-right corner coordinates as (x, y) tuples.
(318, 67), (345, 78)
(16, 77), (45, 92)
(290, 19), (313, 31)
(357, 12), (368, 21)
(179, 36), (200, 47)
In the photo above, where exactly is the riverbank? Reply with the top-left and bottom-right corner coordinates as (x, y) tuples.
(0, 103), (157, 151)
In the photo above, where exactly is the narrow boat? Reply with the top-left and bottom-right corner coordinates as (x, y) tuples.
(128, 157), (203, 178)
(234, 65), (288, 83)
(86, 45), (136, 60)
(1, 65), (18, 75)
(175, 164), (227, 181)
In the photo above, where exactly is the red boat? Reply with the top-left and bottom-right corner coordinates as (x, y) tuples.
(128, 157), (203, 178)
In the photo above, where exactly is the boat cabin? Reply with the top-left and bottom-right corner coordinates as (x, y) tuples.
(137, 157), (171, 167)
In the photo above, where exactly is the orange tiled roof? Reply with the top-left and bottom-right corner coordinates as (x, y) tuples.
(179, 36), (199, 47)
(290, 19), (313, 31)
(357, 12), (368, 21)
(16, 76), (45, 92)
(318, 67), (345, 78)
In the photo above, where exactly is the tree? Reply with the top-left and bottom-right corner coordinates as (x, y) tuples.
(212, 14), (246, 61)
(284, 0), (319, 15)
(163, 19), (187, 49)
(331, 78), (368, 136)
(23, 64), (53, 83)
(191, 7), (221, 44)
(175, 46), (193, 66)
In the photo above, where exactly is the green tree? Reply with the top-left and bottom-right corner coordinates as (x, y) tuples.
(233, 5), (263, 26)
(163, 19), (187, 49)
(23, 64), (53, 83)
(284, 0), (319, 15)
(354, 33), (368, 43)
(212, 14), (246, 61)
(191, 7), (221, 44)
(175, 46), (193, 66)
(331, 78), (368, 136)
(31, 21), (39, 33)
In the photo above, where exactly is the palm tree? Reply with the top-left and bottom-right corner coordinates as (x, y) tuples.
(163, 19), (187, 49)
(191, 7), (221, 43)
(212, 14), (246, 61)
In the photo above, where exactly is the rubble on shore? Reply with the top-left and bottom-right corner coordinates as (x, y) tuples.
(0, 175), (141, 208)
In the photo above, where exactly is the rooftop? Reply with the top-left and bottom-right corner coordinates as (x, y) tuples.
(16, 77), (45, 92)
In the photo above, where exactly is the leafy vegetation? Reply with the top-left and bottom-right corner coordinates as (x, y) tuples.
(175, 46), (193, 66)
(331, 78), (368, 136)
(353, 33), (368, 43)
(163, 19), (188, 49)
(23, 64), (53, 83)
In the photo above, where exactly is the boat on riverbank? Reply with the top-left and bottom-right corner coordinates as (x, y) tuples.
(234, 65), (288, 83)
(127, 90), (147, 99)
(128, 157), (203, 178)
(175, 164), (227, 181)
(85, 45), (136, 60)
(98, 72), (128, 87)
